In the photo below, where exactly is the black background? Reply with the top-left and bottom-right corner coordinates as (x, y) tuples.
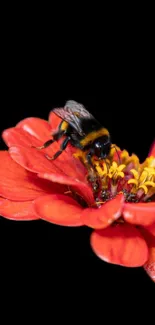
(0, 21), (154, 317)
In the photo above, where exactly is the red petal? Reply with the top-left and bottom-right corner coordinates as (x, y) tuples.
(10, 142), (87, 181)
(148, 140), (155, 157)
(33, 194), (83, 226)
(90, 224), (148, 267)
(9, 145), (68, 173)
(17, 117), (52, 142)
(2, 123), (68, 165)
(38, 173), (94, 206)
(144, 223), (155, 236)
(3, 118), (52, 148)
(2, 127), (41, 148)
(81, 193), (124, 229)
(0, 198), (39, 220)
(0, 151), (60, 201)
(3, 118), (88, 183)
(143, 235), (155, 282)
(2, 124), (64, 163)
(144, 247), (155, 283)
(9, 146), (94, 205)
(123, 202), (155, 226)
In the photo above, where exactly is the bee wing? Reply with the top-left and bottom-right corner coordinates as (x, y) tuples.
(53, 100), (97, 136)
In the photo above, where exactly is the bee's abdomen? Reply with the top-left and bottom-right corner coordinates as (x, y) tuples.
(80, 128), (109, 147)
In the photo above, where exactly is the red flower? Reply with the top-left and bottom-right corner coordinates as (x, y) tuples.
(0, 111), (155, 282)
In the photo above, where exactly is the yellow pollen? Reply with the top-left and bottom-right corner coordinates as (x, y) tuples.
(128, 165), (155, 195)
(103, 162), (108, 174)
(143, 181), (155, 187)
(142, 156), (155, 169)
(144, 167), (155, 176)
(138, 185), (148, 194)
(94, 161), (109, 177)
(139, 181), (155, 194)
(120, 150), (129, 161)
(108, 162), (126, 180)
(130, 169), (139, 179)
(120, 150), (139, 167)
(93, 160), (126, 183)
(108, 144), (121, 158)
(150, 157), (155, 168)
(128, 179), (138, 186)
(95, 164), (105, 177)
(74, 145), (155, 200)
(139, 170), (148, 183)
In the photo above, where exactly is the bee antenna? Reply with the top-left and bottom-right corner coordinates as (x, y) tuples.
(111, 145), (121, 164)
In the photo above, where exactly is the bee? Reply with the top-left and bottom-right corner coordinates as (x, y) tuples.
(34, 100), (111, 166)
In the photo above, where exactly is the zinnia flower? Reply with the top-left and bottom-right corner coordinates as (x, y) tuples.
(0, 110), (155, 283)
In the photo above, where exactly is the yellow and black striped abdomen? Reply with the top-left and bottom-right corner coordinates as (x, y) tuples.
(80, 128), (109, 147)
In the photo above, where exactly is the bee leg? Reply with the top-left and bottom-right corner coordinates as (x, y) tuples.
(32, 139), (55, 150)
(46, 136), (71, 160)
(32, 131), (65, 150)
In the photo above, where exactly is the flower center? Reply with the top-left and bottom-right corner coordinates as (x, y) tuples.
(74, 147), (155, 204)
(128, 159), (155, 201)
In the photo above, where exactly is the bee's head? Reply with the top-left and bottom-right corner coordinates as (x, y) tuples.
(93, 135), (111, 159)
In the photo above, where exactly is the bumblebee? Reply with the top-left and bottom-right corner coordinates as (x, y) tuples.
(34, 100), (111, 165)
